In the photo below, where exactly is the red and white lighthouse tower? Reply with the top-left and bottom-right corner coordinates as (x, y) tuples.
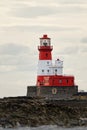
(37, 34), (53, 86)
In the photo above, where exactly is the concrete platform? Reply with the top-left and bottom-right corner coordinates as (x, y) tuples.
(27, 85), (78, 100)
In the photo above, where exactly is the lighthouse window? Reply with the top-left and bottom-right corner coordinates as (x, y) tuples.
(47, 70), (49, 72)
(47, 61), (49, 64)
(42, 70), (44, 72)
(59, 79), (62, 83)
(43, 42), (47, 46)
(55, 69), (57, 72)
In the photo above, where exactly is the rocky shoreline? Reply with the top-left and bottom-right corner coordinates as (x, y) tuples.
(0, 96), (87, 128)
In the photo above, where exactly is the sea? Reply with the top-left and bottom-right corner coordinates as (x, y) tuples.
(0, 125), (87, 130)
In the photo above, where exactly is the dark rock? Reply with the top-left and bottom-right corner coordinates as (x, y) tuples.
(0, 97), (87, 128)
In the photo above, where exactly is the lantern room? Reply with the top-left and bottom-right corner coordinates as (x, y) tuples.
(40, 34), (51, 46)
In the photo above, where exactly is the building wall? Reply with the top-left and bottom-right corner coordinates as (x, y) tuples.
(37, 86), (78, 99)
(74, 92), (87, 100)
(27, 86), (37, 97)
(27, 85), (78, 100)
(37, 75), (74, 87)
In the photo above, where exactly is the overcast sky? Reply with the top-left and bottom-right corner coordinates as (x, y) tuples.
(0, 0), (87, 98)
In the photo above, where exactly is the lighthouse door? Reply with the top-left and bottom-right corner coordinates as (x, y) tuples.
(44, 77), (50, 86)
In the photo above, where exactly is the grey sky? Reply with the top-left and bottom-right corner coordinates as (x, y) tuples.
(0, 0), (87, 97)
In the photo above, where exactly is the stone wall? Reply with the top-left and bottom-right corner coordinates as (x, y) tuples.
(27, 86), (37, 97)
(37, 86), (78, 99)
(27, 85), (78, 99)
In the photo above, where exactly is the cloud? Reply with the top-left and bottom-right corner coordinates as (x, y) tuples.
(10, 0), (87, 5)
(57, 45), (87, 56)
(1, 25), (80, 32)
(56, 0), (87, 4)
(81, 46), (87, 53)
(81, 37), (87, 43)
(58, 46), (80, 55)
(0, 43), (30, 55)
(9, 4), (87, 18)
(9, 6), (56, 18)
(62, 46), (79, 55)
(0, 65), (17, 72)
(0, 43), (37, 72)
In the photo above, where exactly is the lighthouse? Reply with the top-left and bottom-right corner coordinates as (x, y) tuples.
(27, 34), (78, 99)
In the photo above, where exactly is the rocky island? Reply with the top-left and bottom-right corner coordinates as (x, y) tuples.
(0, 96), (87, 128)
